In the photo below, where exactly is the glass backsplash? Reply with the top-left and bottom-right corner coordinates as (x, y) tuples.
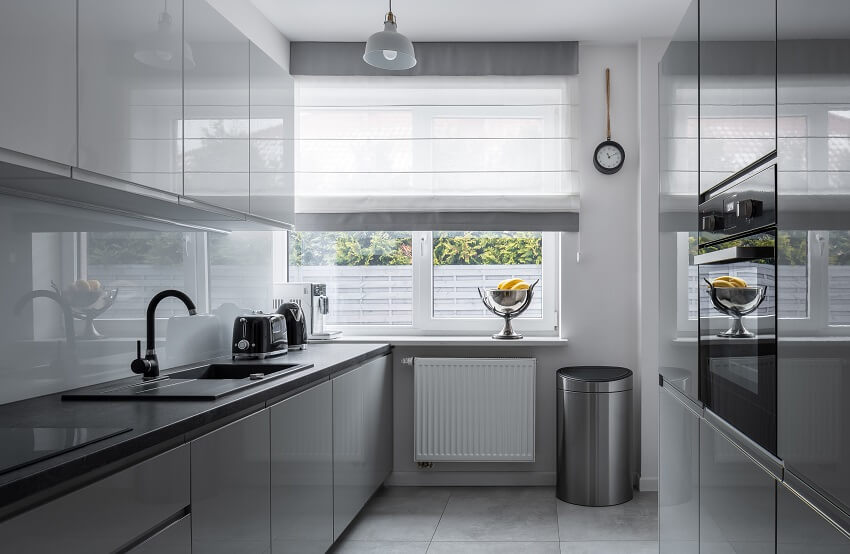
(0, 193), (276, 405)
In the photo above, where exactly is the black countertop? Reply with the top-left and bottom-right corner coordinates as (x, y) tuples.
(0, 342), (391, 518)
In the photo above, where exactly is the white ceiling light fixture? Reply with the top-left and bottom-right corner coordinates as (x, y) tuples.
(134, 0), (196, 71)
(363, 0), (416, 70)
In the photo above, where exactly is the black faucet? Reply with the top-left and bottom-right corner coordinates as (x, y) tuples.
(131, 289), (197, 380)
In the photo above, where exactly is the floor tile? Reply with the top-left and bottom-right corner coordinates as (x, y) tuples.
(428, 541), (561, 553)
(432, 486), (559, 542)
(559, 541), (659, 553)
(332, 541), (430, 554)
(344, 491), (449, 541)
(556, 491), (658, 541)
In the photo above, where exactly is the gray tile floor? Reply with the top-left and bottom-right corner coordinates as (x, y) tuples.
(331, 487), (658, 554)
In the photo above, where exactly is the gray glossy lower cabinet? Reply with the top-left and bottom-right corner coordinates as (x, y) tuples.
(659, 382), (699, 554)
(270, 381), (333, 553)
(131, 515), (191, 554)
(700, 419), (776, 553)
(191, 409), (271, 554)
(333, 355), (393, 540)
(777, 486), (850, 553)
(0, 445), (189, 553)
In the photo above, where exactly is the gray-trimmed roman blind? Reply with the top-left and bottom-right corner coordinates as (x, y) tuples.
(290, 42), (580, 232)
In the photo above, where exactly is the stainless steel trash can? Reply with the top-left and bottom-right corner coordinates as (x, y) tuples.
(556, 366), (633, 506)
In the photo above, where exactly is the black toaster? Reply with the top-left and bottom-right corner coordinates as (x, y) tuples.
(232, 312), (287, 359)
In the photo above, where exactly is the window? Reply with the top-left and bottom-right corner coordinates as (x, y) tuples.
(289, 230), (558, 334)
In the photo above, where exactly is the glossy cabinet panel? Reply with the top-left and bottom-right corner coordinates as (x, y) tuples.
(131, 515), (191, 554)
(0, 445), (189, 552)
(659, 382), (699, 554)
(0, 1), (77, 166)
(270, 381), (333, 553)
(332, 355), (393, 540)
(78, 0), (184, 194)
(700, 419), (775, 553)
(183, 0), (250, 212)
(659, 0), (699, 404)
(777, 485), (850, 553)
(777, 0), (850, 514)
(191, 410), (271, 554)
(249, 43), (295, 226)
(699, 0), (776, 192)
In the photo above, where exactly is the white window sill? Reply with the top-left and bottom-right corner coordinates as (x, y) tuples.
(309, 335), (568, 347)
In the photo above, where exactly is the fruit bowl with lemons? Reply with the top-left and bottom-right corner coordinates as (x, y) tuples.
(52, 279), (119, 339)
(703, 275), (767, 338)
(477, 278), (539, 339)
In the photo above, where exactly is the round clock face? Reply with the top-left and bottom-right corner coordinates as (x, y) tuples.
(593, 140), (625, 174)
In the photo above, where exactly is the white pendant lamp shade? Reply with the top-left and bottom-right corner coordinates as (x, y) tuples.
(363, 8), (416, 70)
(134, 4), (196, 71)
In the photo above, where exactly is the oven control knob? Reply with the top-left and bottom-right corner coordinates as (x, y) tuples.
(736, 199), (761, 219)
(236, 339), (250, 350)
(701, 215), (722, 232)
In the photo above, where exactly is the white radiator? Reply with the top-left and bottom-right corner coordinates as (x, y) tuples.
(414, 357), (536, 462)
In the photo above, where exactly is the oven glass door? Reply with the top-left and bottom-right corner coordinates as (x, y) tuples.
(698, 231), (777, 454)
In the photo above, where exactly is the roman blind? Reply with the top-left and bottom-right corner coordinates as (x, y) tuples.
(294, 75), (580, 231)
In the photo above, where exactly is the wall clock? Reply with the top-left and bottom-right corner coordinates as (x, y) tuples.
(593, 68), (625, 175)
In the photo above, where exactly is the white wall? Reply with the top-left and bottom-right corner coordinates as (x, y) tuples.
(388, 43), (644, 486)
(637, 38), (669, 492)
(208, 0), (291, 70)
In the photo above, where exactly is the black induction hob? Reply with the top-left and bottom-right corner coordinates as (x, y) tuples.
(0, 427), (132, 476)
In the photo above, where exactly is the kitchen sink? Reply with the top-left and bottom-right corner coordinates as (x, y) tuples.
(62, 362), (314, 401)
(167, 363), (303, 380)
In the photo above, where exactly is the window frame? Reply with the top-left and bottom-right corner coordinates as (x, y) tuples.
(290, 230), (560, 337)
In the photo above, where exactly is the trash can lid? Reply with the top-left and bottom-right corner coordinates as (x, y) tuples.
(557, 366), (633, 393)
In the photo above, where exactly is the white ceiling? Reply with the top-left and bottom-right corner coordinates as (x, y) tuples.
(250, 0), (691, 43)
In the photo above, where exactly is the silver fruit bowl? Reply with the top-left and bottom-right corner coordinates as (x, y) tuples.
(478, 279), (539, 339)
(703, 279), (767, 338)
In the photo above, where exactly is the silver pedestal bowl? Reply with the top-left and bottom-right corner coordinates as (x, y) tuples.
(477, 279), (539, 339)
(704, 279), (767, 338)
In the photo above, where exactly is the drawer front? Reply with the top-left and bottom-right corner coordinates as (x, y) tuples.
(131, 514), (191, 554)
(0, 445), (190, 553)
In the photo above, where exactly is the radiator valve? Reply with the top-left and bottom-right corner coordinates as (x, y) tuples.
(417, 461), (433, 469)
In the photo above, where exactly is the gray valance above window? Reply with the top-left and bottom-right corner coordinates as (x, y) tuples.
(290, 41), (579, 77)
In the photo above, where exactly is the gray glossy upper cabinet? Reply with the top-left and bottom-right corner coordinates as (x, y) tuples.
(0, 445), (189, 552)
(658, 0), (699, 405)
(333, 355), (393, 540)
(191, 410), (271, 554)
(0, 1), (77, 166)
(699, 0), (776, 192)
(700, 419), (776, 553)
(78, 0), (184, 194)
(270, 381), (333, 553)
(777, 0), (850, 515)
(777, 485), (850, 553)
(183, 0), (250, 212)
(249, 43), (295, 226)
(659, 382), (699, 554)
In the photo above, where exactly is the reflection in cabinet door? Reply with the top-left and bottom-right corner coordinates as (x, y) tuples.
(700, 419), (775, 553)
(183, 0), (250, 212)
(130, 515), (191, 554)
(0, 0), (77, 166)
(78, 0), (184, 195)
(270, 380), (333, 554)
(191, 410), (271, 554)
(659, 383), (699, 554)
(249, 42), (295, 226)
(332, 355), (393, 540)
(777, 485), (850, 553)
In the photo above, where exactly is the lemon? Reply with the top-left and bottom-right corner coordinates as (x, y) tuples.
(510, 282), (530, 290)
(497, 278), (524, 290)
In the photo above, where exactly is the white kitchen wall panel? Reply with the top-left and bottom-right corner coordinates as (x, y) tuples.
(0, 1), (77, 167)
(414, 357), (536, 462)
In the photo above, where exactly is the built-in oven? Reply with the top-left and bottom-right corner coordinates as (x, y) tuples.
(696, 159), (778, 455)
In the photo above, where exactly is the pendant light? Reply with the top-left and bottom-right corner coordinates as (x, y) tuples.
(134, 0), (196, 71)
(363, 0), (416, 70)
